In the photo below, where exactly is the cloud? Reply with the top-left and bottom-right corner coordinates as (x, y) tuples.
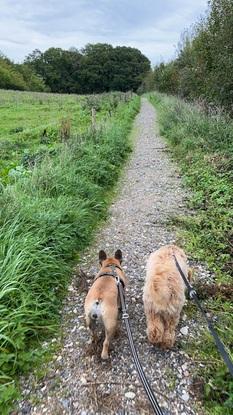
(0, 0), (208, 64)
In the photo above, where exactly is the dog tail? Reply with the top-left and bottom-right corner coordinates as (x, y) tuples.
(89, 299), (102, 321)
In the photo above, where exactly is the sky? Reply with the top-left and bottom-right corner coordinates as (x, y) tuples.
(0, 0), (208, 65)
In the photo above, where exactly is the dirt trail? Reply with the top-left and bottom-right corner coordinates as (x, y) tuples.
(18, 98), (205, 415)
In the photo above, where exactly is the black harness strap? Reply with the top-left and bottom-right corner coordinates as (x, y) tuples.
(94, 264), (125, 288)
(173, 254), (233, 378)
(116, 277), (164, 415)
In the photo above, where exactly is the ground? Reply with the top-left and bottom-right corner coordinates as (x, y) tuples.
(17, 98), (208, 415)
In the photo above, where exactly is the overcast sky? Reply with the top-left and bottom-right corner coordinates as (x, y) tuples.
(0, 0), (208, 65)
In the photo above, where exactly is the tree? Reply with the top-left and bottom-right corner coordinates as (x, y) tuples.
(25, 44), (151, 94)
(78, 43), (114, 93)
(0, 53), (46, 91)
(147, 0), (233, 114)
(110, 46), (150, 92)
(25, 48), (83, 93)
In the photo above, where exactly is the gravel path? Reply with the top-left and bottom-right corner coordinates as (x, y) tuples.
(18, 98), (206, 415)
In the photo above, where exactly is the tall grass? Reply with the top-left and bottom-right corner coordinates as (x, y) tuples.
(0, 90), (129, 184)
(0, 95), (140, 413)
(149, 92), (233, 414)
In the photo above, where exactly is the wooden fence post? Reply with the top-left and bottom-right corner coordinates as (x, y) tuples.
(91, 107), (96, 130)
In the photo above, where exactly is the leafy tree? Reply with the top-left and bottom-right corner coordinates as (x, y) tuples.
(0, 59), (26, 90)
(78, 43), (114, 93)
(0, 53), (46, 91)
(1, 43), (150, 94)
(25, 44), (150, 93)
(154, 62), (179, 94)
(16, 64), (47, 91)
(110, 46), (150, 92)
(25, 47), (83, 93)
(148, 0), (233, 114)
(137, 70), (154, 94)
(205, 0), (233, 108)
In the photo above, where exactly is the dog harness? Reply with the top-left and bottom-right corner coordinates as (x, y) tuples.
(94, 263), (125, 288)
(93, 263), (125, 316)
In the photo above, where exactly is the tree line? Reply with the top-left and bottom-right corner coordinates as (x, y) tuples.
(0, 44), (150, 94)
(141, 0), (233, 114)
(0, 54), (47, 91)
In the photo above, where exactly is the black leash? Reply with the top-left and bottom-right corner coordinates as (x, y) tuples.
(116, 275), (164, 415)
(173, 254), (233, 377)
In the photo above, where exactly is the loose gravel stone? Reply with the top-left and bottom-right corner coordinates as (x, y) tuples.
(125, 392), (136, 399)
(180, 327), (189, 336)
(17, 98), (208, 414)
(181, 392), (190, 402)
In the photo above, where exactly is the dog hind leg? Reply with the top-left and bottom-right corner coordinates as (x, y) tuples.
(146, 313), (164, 345)
(101, 315), (117, 360)
(86, 315), (98, 344)
(161, 315), (179, 349)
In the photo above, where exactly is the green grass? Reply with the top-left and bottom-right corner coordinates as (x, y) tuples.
(0, 89), (126, 184)
(149, 92), (233, 414)
(0, 90), (140, 414)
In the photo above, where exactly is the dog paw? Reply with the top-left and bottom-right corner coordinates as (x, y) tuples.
(101, 352), (109, 360)
(161, 335), (175, 349)
(147, 329), (163, 345)
(160, 341), (174, 349)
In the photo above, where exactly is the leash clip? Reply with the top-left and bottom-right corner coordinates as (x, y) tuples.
(115, 275), (120, 285)
(122, 312), (129, 319)
(189, 288), (197, 299)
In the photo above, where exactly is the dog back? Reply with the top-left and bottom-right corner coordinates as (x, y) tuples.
(144, 245), (187, 315)
(85, 276), (119, 324)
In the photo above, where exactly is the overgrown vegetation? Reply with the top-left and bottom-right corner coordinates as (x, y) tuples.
(142, 0), (233, 115)
(149, 92), (233, 414)
(0, 90), (140, 414)
(0, 89), (130, 184)
(0, 44), (150, 93)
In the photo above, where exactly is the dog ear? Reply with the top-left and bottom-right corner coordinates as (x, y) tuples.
(114, 249), (122, 263)
(99, 250), (107, 264)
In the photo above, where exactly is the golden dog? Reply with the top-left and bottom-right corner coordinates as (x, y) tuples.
(84, 249), (126, 359)
(143, 245), (190, 349)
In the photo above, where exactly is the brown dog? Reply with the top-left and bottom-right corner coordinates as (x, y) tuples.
(84, 249), (126, 359)
(143, 244), (190, 349)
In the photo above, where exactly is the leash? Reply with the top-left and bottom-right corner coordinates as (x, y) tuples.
(98, 264), (164, 413)
(116, 275), (164, 415)
(173, 254), (233, 377)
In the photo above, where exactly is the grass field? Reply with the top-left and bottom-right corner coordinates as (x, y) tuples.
(149, 92), (233, 414)
(0, 90), (126, 183)
(0, 89), (140, 413)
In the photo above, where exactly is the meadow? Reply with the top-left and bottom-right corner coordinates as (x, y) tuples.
(0, 89), (128, 183)
(0, 89), (140, 413)
(149, 92), (233, 414)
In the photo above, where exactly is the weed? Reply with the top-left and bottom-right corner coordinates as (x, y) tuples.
(60, 118), (71, 142)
